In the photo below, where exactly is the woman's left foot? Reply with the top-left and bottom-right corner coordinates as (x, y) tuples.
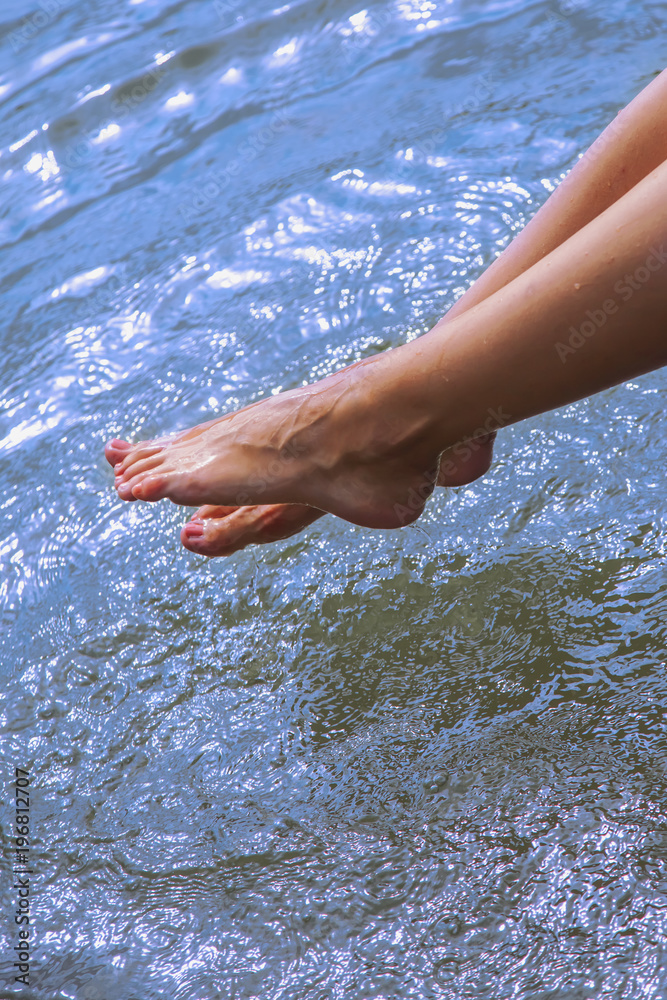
(181, 503), (324, 557)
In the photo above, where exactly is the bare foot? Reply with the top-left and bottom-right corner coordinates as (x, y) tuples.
(107, 357), (453, 528)
(436, 432), (495, 487)
(106, 340), (504, 532)
(181, 503), (324, 557)
(178, 432), (495, 557)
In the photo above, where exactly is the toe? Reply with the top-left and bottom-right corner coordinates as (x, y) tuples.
(181, 526), (204, 553)
(181, 521), (209, 551)
(116, 444), (163, 476)
(116, 452), (164, 484)
(437, 432), (496, 488)
(130, 473), (170, 502)
(115, 470), (169, 502)
(195, 505), (241, 520)
(180, 518), (243, 557)
(105, 438), (132, 466)
(182, 521), (204, 538)
(116, 478), (140, 501)
(181, 522), (206, 550)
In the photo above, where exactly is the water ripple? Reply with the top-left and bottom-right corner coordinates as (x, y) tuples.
(1, 0), (666, 998)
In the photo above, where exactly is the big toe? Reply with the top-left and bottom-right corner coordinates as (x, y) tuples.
(105, 438), (132, 466)
(181, 515), (244, 557)
(181, 503), (325, 558)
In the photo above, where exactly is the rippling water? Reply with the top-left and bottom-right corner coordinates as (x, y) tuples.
(1, 1), (666, 997)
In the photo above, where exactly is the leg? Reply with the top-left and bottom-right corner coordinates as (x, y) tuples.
(184, 69), (667, 554)
(443, 67), (667, 320)
(164, 69), (667, 556)
(110, 157), (667, 527)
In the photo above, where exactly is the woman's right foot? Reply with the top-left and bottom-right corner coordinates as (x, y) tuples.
(179, 434), (496, 557)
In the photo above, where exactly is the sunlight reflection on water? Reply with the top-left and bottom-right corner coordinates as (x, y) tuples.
(1, 0), (666, 997)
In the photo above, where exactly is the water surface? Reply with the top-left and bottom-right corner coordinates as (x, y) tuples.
(1, 1), (666, 997)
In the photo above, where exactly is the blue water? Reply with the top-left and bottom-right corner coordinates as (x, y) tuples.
(1, 1), (666, 998)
